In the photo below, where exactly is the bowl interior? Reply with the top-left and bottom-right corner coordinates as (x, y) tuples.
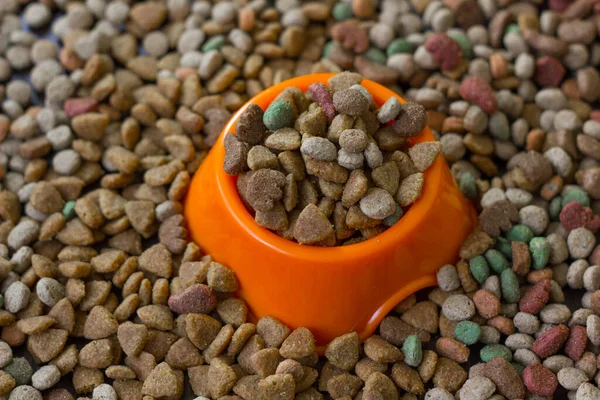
(214, 73), (443, 260)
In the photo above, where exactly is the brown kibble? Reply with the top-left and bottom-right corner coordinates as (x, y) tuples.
(16, 315), (55, 335)
(83, 305), (118, 339)
(30, 182), (64, 213)
(165, 338), (204, 370)
(432, 357), (467, 393)
(396, 173), (425, 206)
(217, 298), (248, 328)
(293, 204), (335, 245)
(207, 262), (238, 292)
(139, 244), (172, 278)
(257, 316), (290, 349)
(379, 316), (431, 346)
(79, 338), (119, 369)
(72, 366), (104, 394)
(327, 373), (363, 398)
(208, 358), (238, 398)
(363, 335), (403, 363)
(186, 313), (222, 350)
(408, 142), (442, 172)
(118, 322), (148, 357)
(236, 103), (265, 145)
(125, 351), (157, 382)
(203, 324), (235, 363)
(224, 133), (248, 175)
(227, 323), (257, 356)
(391, 361), (424, 394)
(418, 350), (438, 383)
(401, 301), (439, 334)
(137, 304), (173, 331)
(251, 348), (281, 378)
(71, 113), (110, 141)
(258, 373), (295, 400)
(27, 329), (68, 363)
(142, 362), (178, 397)
(279, 327), (316, 359)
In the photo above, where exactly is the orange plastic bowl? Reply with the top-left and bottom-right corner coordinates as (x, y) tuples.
(184, 73), (477, 346)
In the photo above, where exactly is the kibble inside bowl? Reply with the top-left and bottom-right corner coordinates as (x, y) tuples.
(223, 71), (442, 246)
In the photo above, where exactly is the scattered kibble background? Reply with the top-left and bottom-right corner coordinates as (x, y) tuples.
(0, 0), (598, 399)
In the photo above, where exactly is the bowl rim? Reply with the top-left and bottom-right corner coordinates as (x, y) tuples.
(213, 73), (443, 260)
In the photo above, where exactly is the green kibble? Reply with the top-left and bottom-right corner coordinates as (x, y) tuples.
(332, 2), (353, 21)
(505, 23), (520, 34)
(501, 269), (521, 303)
(484, 249), (509, 274)
(202, 35), (225, 52)
(447, 31), (472, 59)
(454, 321), (481, 345)
(529, 237), (550, 270)
(62, 200), (76, 220)
(562, 188), (590, 207)
(459, 172), (478, 200)
(495, 237), (513, 260)
(386, 39), (413, 56)
(365, 47), (386, 64)
(263, 101), (294, 131)
(402, 334), (422, 367)
(480, 344), (513, 363)
(549, 196), (563, 220)
(469, 256), (490, 284)
(506, 224), (534, 243)
(4, 357), (33, 386)
(323, 41), (334, 59)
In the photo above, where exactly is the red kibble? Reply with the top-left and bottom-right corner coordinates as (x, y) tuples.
(459, 77), (498, 114)
(523, 363), (558, 397)
(535, 56), (566, 87)
(560, 201), (600, 233)
(564, 325), (587, 361)
(64, 98), (99, 118)
(424, 33), (463, 70)
(532, 324), (570, 359)
(308, 83), (336, 123)
(519, 279), (551, 314)
(167, 283), (217, 314)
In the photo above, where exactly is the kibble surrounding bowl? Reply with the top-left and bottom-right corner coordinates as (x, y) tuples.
(184, 73), (477, 345)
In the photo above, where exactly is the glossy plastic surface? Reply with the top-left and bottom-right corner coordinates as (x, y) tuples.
(184, 73), (477, 346)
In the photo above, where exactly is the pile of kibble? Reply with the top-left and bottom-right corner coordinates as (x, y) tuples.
(0, 0), (599, 398)
(224, 72), (442, 245)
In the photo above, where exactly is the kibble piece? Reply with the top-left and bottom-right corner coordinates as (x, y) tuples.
(186, 313), (222, 350)
(280, 327), (316, 359)
(224, 133), (249, 175)
(258, 373), (295, 400)
(325, 332), (360, 371)
(265, 128), (302, 151)
(364, 335), (403, 363)
(378, 97), (402, 123)
(333, 88), (370, 117)
(236, 104), (265, 144)
(391, 361), (424, 394)
(408, 142), (442, 172)
(396, 173), (425, 206)
(142, 362), (178, 397)
(257, 316), (290, 349)
(392, 103), (427, 137)
(27, 329), (68, 363)
(359, 188), (396, 220)
(300, 137), (337, 161)
(293, 204), (335, 245)
(83, 306), (118, 339)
